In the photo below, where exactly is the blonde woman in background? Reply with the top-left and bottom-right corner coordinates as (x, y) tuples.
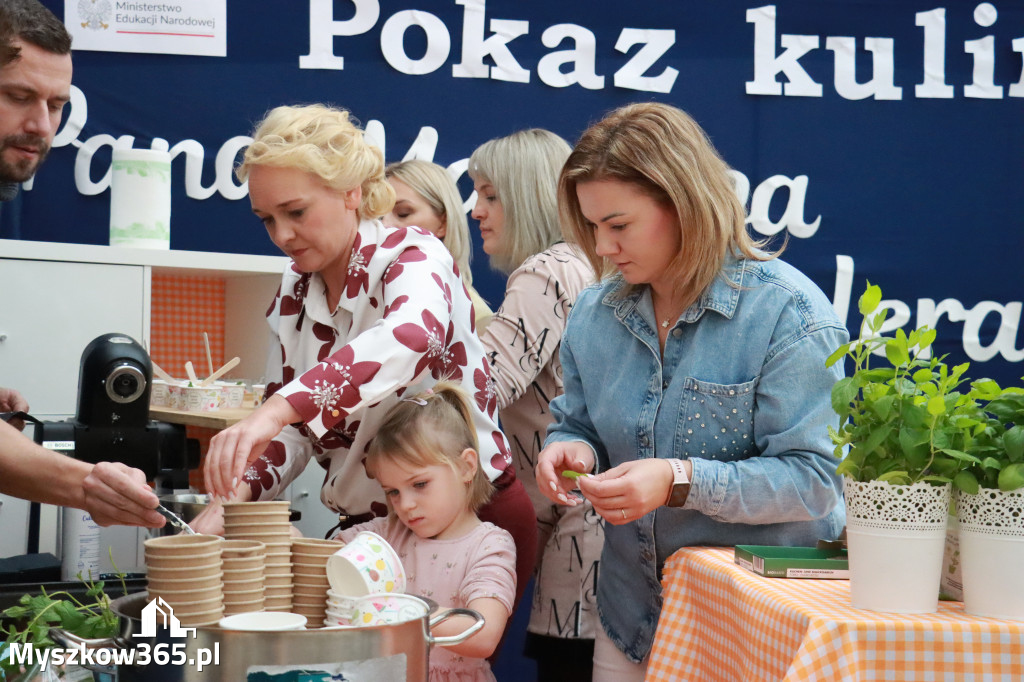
(469, 129), (601, 682)
(384, 160), (494, 332)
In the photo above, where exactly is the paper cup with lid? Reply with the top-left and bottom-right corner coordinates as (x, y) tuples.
(326, 531), (405, 596)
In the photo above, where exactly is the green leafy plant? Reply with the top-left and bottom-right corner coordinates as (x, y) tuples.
(826, 283), (980, 485)
(0, 572), (126, 680)
(951, 379), (1024, 493)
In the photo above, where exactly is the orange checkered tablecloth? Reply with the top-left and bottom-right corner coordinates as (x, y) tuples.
(646, 547), (1024, 682)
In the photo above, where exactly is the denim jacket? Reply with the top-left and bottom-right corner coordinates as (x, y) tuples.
(546, 256), (848, 662)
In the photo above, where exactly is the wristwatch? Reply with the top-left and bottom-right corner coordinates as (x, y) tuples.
(664, 458), (691, 508)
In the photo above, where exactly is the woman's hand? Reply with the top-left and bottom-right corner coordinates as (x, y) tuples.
(0, 386), (30, 431)
(536, 441), (595, 506)
(188, 497), (225, 535)
(577, 459), (676, 525)
(203, 394), (300, 498)
(189, 481), (253, 534)
(81, 461), (165, 528)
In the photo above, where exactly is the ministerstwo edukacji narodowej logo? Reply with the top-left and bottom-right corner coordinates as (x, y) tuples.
(77, 0), (113, 31)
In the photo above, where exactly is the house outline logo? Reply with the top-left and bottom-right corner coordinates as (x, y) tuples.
(135, 597), (197, 639)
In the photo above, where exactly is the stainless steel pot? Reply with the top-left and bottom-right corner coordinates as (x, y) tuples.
(51, 591), (483, 681)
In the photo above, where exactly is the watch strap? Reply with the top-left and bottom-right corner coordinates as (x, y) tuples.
(665, 458), (691, 508)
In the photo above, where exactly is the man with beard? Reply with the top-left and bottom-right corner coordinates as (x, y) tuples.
(0, 1), (167, 530)
(0, 0), (72, 199)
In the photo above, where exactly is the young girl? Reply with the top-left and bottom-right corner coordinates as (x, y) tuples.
(335, 381), (517, 682)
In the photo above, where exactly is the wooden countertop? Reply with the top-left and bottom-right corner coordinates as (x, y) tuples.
(149, 406), (254, 429)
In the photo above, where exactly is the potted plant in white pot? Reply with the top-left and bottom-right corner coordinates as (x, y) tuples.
(827, 283), (978, 614)
(950, 381), (1024, 620)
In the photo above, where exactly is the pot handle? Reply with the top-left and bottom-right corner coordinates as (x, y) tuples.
(427, 607), (485, 647)
(47, 629), (124, 673)
(48, 628), (121, 650)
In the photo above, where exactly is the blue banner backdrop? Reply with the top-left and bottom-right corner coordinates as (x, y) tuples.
(6, 0), (1023, 386)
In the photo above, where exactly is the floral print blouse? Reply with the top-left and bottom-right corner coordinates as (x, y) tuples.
(242, 219), (512, 518)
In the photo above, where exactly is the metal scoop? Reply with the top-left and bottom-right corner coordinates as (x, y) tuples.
(155, 503), (197, 535)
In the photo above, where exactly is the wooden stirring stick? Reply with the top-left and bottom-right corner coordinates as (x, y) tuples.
(203, 332), (215, 377)
(200, 357), (241, 386)
(185, 361), (199, 385)
(151, 360), (175, 383)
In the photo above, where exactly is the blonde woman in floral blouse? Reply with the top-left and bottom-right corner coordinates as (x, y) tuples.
(470, 129), (602, 682)
(201, 104), (537, 616)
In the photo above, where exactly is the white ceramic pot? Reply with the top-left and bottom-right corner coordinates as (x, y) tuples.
(843, 478), (951, 614)
(956, 487), (1024, 620)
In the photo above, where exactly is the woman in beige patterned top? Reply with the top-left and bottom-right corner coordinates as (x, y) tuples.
(469, 129), (602, 682)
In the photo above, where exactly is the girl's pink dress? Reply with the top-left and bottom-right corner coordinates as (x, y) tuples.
(339, 516), (517, 681)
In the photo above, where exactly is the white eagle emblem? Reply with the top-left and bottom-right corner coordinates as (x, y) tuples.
(78, 0), (112, 30)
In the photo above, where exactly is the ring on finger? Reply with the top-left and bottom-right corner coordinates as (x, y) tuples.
(620, 508), (627, 521)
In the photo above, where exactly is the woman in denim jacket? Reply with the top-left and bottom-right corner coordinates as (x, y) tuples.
(536, 102), (848, 682)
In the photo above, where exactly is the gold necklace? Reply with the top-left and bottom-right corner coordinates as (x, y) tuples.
(659, 305), (683, 329)
(654, 292), (684, 330)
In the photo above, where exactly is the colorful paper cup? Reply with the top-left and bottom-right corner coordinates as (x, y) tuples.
(325, 531), (405, 596)
(352, 593), (428, 627)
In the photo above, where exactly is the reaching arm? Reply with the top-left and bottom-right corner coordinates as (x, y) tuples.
(0, 386), (30, 431)
(0, 420), (164, 527)
(430, 596), (509, 659)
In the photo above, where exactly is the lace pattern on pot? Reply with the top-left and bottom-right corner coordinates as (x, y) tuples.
(843, 478), (951, 531)
(956, 488), (1024, 537)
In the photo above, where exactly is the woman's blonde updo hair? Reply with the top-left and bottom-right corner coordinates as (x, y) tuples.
(237, 103), (395, 220)
(366, 381), (493, 512)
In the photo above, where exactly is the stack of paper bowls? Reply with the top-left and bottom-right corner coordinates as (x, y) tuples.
(144, 535), (224, 626)
(325, 589), (359, 627)
(290, 538), (344, 627)
(221, 539), (266, 616)
(223, 501), (292, 611)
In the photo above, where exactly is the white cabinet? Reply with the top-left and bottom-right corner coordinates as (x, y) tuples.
(0, 258), (145, 418)
(0, 240), (294, 566)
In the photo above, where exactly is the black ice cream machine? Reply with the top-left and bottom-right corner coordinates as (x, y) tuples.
(32, 332), (198, 485)
(25, 333), (198, 552)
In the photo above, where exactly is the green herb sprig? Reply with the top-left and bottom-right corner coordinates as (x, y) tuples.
(826, 282), (977, 485)
(0, 572), (124, 680)
(827, 283), (1024, 493)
